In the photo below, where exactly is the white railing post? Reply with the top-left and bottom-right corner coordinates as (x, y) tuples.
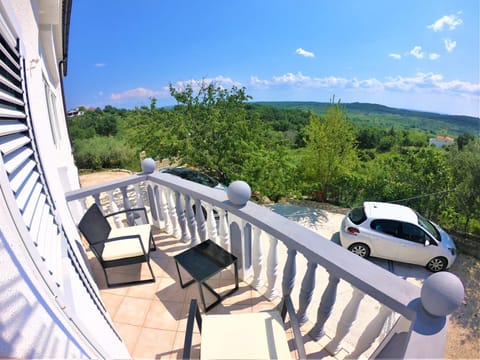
(195, 199), (207, 242)
(325, 287), (365, 355)
(282, 248), (296, 296)
(175, 191), (190, 243)
(184, 195), (199, 246)
(251, 226), (263, 289)
(217, 208), (229, 251)
(204, 203), (218, 242)
(309, 272), (340, 340)
(297, 261), (317, 325)
(265, 234), (279, 300)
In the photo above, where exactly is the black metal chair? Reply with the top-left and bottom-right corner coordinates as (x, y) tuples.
(183, 295), (306, 359)
(78, 203), (156, 287)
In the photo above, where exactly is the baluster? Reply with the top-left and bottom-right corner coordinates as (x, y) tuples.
(309, 273), (340, 340)
(120, 186), (134, 225)
(147, 184), (160, 228)
(195, 199), (207, 242)
(297, 261), (317, 325)
(348, 305), (392, 358)
(204, 203), (218, 242)
(325, 287), (365, 355)
(184, 195), (199, 246)
(282, 248), (296, 296)
(217, 208), (229, 250)
(107, 190), (122, 228)
(265, 235), (279, 300)
(93, 193), (101, 209)
(175, 191), (190, 243)
(251, 226), (263, 289)
(166, 188), (181, 239)
(158, 186), (172, 234)
(134, 183), (146, 223)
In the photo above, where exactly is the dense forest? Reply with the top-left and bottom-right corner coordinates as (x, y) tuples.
(67, 84), (480, 236)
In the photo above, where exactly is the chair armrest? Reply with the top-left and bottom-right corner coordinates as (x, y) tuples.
(105, 207), (149, 222)
(183, 299), (202, 359)
(281, 295), (307, 359)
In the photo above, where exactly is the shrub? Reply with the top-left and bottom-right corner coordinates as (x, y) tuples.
(73, 136), (137, 170)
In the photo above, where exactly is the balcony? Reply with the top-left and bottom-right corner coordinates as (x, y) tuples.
(65, 169), (462, 359)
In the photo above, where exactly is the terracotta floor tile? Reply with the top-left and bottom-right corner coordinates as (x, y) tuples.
(132, 328), (177, 359)
(113, 322), (142, 355)
(144, 300), (184, 331)
(126, 280), (160, 299)
(172, 331), (201, 360)
(156, 277), (186, 302)
(114, 296), (152, 326)
(100, 292), (125, 318)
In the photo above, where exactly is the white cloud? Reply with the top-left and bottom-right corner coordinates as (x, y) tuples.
(389, 53), (402, 60)
(95, 63), (106, 67)
(427, 14), (463, 32)
(249, 71), (480, 97)
(110, 87), (161, 101)
(171, 76), (242, 93)
(409, 46), (424, 59)
(429, 53), (441, 60)
(295, 48), (315, 58)
(444, 38), (457, 52)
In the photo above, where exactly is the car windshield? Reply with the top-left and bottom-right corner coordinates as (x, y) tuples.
(416, 212), (441, 241)
(166, 168), (219, 187)
(348, 206), (367, 225)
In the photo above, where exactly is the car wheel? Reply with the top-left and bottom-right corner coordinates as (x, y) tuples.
(348, 243), (370, 258)
(426, 257), (447, 272)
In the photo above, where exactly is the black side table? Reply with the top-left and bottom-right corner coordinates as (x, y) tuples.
(174, 239), (239, 312)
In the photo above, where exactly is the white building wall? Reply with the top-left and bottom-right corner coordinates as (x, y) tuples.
(0, 1), (129, 358)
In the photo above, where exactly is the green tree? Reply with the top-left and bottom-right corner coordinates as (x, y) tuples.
(301, 102), (358, 201)
(449, 140), (480, 233)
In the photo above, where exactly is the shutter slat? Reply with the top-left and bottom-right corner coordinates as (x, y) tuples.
(0, 120), (28, 136)
(22, 181), (42, 228)
(0, 73), (23, 95)
(9, 158), (35, 192)
(3, 146), (33, 174)
(0, 58), (21, 83)
(0, 132), (30, 155)
(29, 193), (47, 236)
(16, 172), (40, 211)
(0, 41), (20, 71)
(34, 204), (50, 247)
(0, 85), (23, 106)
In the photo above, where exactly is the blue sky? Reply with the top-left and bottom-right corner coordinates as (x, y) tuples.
(64, 0), (480, 117)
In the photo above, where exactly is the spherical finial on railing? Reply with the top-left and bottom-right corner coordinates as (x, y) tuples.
(141, 157), (156, 174)
(421, 272), (464, 317)
(227, 180), (251, 206)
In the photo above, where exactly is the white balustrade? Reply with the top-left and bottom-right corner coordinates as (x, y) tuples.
(265, 234), (279, 300)
(251, 226), (263, 288)
(325, 287), (365, 355)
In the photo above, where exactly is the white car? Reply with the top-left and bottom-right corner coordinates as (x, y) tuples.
(339, 202), (456, 272)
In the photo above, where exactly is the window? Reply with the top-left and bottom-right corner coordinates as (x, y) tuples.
(371, 219), (400, 237)
(400, 223), (428, 244)
(43, 77), (61, 146)
(348, 206), (367, 225)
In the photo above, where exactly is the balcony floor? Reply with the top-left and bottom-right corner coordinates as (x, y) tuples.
(86, 230), (339, 359)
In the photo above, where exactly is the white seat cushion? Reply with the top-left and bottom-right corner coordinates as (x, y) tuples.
(200, 311), (292, 360)
(101, 224), (152, 261)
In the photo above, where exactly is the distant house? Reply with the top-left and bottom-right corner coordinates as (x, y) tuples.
(429, 135), (454, 148)
(67, 107), (85, 117)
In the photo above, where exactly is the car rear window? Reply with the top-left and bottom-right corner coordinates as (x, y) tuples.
(348, 206), (367, 225)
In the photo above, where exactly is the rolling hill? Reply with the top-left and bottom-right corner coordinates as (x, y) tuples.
(254, 101), (479, 136)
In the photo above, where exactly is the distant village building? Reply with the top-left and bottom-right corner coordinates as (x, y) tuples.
(67, 107), (84, 117)
(429, 135), (454, 148)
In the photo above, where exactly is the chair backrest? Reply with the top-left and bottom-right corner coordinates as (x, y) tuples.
(78, 203), (111, 246)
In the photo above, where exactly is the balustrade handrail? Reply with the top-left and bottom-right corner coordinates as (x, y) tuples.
(65, 171), (455, 359)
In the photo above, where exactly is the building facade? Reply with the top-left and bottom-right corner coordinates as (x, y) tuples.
(0, 1), (128, 357)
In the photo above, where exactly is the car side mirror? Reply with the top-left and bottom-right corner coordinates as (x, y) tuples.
(424, 239), (430, 246)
